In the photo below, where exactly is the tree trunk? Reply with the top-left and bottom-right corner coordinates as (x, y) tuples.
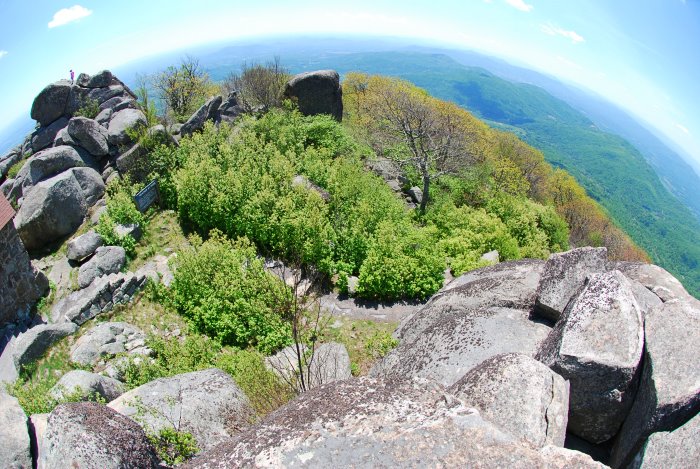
(419, 174), (430, 214)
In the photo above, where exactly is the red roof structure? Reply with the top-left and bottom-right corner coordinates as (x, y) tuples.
(0, 194), (16, 230)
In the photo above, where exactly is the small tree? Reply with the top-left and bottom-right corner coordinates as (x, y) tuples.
(344, 74), (480, 214)
(154, 56), (213, 122)
(222, 57), (289, 113)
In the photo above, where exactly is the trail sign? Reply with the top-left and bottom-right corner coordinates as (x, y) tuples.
(134, 179), (159, 213)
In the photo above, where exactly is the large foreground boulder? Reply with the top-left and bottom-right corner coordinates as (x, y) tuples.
(40, 402), (160, 469)
(67, 116), (109, 157)
(372, 260), (551, 386)
(77, 246), (126, 288)
(536, 270), (644, 444)
(184, 376), (605, 468)
(613, 261), (691, 303)
(11, 322), (78, 370)
(107, 108), (146, 146)
(284, 70), (343, 121)
(31, 117), (68, 152)
(30, 80), (72, 126)
(609, 298), (700, 468)
(535, 247), (608, 322)
(108, 368), (254, 451)
(448, 353), (569, 448)
(629, 411), (700, 469)
(12, 145), (87, 196)
(14, 171), (88, 250)
(0, 391), (32, 469)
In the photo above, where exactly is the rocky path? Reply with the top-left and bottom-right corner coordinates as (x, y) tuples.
(318, 291), (426, 323)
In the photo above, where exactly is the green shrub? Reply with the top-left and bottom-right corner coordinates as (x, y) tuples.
(215, 349), (294, 416)
(74, 98), (100, 119)
(96, 179), (146, 257)
(171, 232), (291, 354)
(6, 156), (27, 179)
(121, 334), (220, 389)
(357, 221), (444, 300)
(147, 427), (199, 466)
(364, 330), (399, 359)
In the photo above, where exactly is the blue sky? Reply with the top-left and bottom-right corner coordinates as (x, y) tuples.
(0, 0), (698, 165)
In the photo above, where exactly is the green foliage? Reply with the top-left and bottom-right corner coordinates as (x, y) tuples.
(170, 232), (291, 354)
(121, 334), (221, 389)
(222, 57), (290, 113)
(6, 156), (27, 179)
(364, 330), (399, 359)
(96, 179), (146, 257)
(154, 56), (215, 122)
(74, 98), (100, 119)
(147, 427), (199, 466)
(357, 221), (444, 300)
(215, 349), (294, 416)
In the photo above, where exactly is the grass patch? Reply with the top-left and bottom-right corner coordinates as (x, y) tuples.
(128, 209), (188, 272)
(320, 317), (398, 376)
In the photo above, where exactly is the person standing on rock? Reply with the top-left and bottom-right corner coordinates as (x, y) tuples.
(70, 69), (75, 84)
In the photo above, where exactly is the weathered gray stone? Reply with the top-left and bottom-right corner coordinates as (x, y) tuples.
(0, 148), (22, 179)
(53, 126), (77, 146)
(146, 124), (177, 146)
(70, 166), (105, 206)
(407, 186), (423, 204)
(347, 275), (359, 295)
(183, 376), (604, 469)
(67, 116), (109, 157)
(107, 108), (146, 146)
(70, 321), (147, 366)
(535, 247), (608, 322)
(66, 230), (103, 262)
(614, 261), (691, 302)
(30, 81), (72, 126)
(0, 391), (32, 469)
(28, 413), (48, 468)
(181, 95), (223, 137)
(31, 117), (68, 152)
(109, 368), (253, 451)
(0, 222), (48, 328)
(52, 271), (147, 325)
(218, 91), (243, 122)
(115, 142), (145, 174)
(267, 342), (351, 391)
(77, 70), (114, 88)
(372, 260), (551, 386)
(610, 298), (700, 468)
(114, 223), (142, 242)
(284, 69), (343, 121)
(46, 255), (73, 300)
(629, 411), (700, 469)
(94, 107), (112, 125)
(49, 370), (125, 402)
(14, 171), (88, 250)
(481, 249), (500, 264)
(13, 145), (86, 195)
(536, 270), (644, 444)
(629, 278), (663, 319)
(448, 353), (569, 448)
(11, 322), (78, 370)
(40, 402), (160, 469)
(78, 246), (126, 288)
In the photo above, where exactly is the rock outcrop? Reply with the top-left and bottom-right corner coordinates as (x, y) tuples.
(67, 116), (109, 157)
(371, 260), (551, 386)
(0, 391), (32, 469)
(184, 376), (604, 468)
(629, 411), (700, 469)
(284, 70), (343, 121)
(30, 81), (73, 126)
(109, 368), (254, 451)
(448, 353), (569, 448)
(70, 321), (148, 367)
(536, 270), (644, 443)
(49, 369), (125, 402)
(77, 245), (126, 288)
(39, 402), (160, 469)
(609, 298), (700, 467)
(181, 95), (223, 137)
(535, 247), (608, 321)
(66, 230), (103, 262)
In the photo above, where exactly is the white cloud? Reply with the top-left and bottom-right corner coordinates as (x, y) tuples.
(0, 50), (7, 59)
(541, 23), (584, 43)
(505, 0), (534, 12)
(48, 5), (92, 28)
(675, 123), (690, 135)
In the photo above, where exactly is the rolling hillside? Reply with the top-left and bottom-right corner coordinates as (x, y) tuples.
(263, 51), (700, 296)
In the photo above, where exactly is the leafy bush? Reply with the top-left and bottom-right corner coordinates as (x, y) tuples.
(170, 232), (291, 354)
(147, 427), (199, 466)
(357, 221), (444, 300)
(96, 179), (146, 257)
(121, 334), (221, 389)
(74, 98), (100, 119)
(222, 57), (290, 113)
(215, 349), (294, 416)
(364, 330), (399, 359)
(6, 155), (28, 179)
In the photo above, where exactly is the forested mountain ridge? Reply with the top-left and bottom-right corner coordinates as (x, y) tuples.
(289, 51), (700, 296)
